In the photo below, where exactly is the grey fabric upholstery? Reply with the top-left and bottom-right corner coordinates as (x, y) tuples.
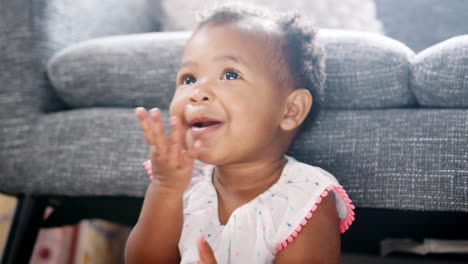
(48, 29), (416, 110)
(32, 0), (162, 113)
(48, 32), (190, 110)
(13, 108), (153, 196)
(1, 0), (467, 213)
(0, 0), (161, 194)
(33, 0), (161, 67)
(317, 29), (416, 109)
(289, 109), (468, 212)
(411, 35), (468, 107)
(2, 106), (465, 213)
(1, 0), (44, 192)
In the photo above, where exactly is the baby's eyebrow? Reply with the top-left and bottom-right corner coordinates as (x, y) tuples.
(179, 55), (249, 70)
(180, 60), (197, 69)
(213, 55), (248, 67)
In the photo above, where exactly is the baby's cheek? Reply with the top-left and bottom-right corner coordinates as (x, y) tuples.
(168, 102), (178, 117)
(168, 91), (185, 116)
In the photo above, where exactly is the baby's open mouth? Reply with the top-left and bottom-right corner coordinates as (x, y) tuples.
(189, 118), (224, 137)
(191, 121), (222, 128)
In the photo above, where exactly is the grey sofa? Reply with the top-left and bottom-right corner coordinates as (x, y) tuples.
(1, 0), (467, 263)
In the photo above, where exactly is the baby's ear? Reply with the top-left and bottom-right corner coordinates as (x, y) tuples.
(280, 89), (313, 131)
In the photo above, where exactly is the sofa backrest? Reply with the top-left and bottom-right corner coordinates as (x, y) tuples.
(317, 30), (415, 109)
(46, 29), (468, 111)
(1, 0), (163, 116)
(33, 0), (162, 68)
(411, 36), (468, 107)
(48, 31), (189, 110)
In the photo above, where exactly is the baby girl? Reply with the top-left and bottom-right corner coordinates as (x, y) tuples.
(125, 4), (354, 264)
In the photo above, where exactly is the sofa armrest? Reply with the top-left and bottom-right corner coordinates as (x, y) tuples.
(0, 0), (163, 194)
(0, 0), (41, 192)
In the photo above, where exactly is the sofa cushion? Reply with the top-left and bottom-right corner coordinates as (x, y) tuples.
(48, 29), (416, 110)
(289, 108), (468, 212)
(411, 35), (468, 108)
(47, 32), (190, 110)
(317, 29), (416, 109)
(2, 108), (466, 212)
(13, 108), (155, 196)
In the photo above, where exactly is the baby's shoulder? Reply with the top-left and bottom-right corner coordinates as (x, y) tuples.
(261, 156), (355, 251)
(280, 156), (340, 186)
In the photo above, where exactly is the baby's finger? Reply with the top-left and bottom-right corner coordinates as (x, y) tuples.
(197, 235), (217, 264)
(148, 108), (168, 151)
(183, 140), (201, 166)
(168, 116), (184, 165)
(134, 107), (155, 145)
(172, 116), (186, 147)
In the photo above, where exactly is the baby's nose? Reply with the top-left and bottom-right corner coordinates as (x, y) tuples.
(190, 94), (210, 103)
(190, 83), (214, 103)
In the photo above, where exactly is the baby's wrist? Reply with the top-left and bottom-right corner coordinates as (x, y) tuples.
(150, 180), (186, 197)
(143, 160), (190, 194)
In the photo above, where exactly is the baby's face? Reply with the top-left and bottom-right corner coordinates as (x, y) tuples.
(169, 22), (293, 165)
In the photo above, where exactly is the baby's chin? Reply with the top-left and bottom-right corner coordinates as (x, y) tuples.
(184, 137), (209, 162)
(193, 145), (226, 166)
(193, 146), (217, 164)
(185, 131), (223, 165)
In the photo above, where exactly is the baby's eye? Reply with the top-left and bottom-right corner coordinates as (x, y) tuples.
(182, 75), (196, 85)
(222, 71), (240, 80)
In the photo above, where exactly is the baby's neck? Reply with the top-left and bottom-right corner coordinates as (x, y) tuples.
(213, 156), (287, 201)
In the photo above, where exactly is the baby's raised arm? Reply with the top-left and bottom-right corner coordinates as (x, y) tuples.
(125, 107), (201, 264)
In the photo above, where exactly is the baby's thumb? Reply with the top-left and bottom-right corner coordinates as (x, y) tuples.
(197, 235), (217, 264)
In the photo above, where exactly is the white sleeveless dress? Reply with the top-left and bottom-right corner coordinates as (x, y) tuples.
(143, 156), (355, 263)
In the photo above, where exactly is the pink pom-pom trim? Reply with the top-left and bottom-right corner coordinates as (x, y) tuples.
(143, 160), (154, 181)
(276, 184), (355, 252)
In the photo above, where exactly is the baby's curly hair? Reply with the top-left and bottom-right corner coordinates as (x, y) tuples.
(195, 3), (326, 133)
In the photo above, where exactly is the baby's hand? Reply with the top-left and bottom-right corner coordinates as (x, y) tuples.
(134, 107), (201, 192)
(196, 235), (217, 264)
